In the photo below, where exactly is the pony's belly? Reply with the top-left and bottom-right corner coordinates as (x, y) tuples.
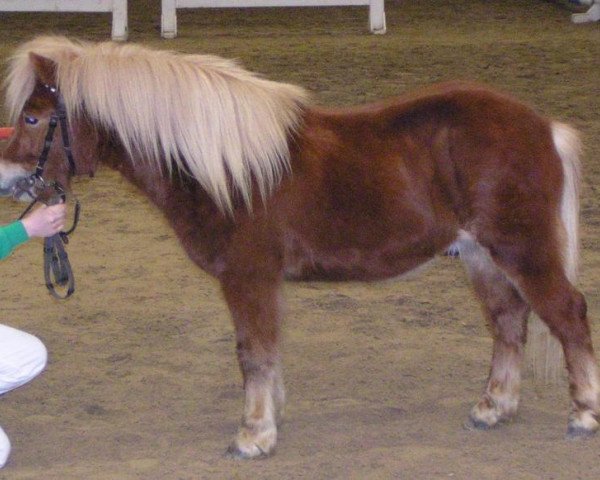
(283, 240), (436, 282)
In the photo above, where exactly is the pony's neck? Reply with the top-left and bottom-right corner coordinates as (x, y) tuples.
(100, 138), (232, 276)
(101, 141), (170, 204)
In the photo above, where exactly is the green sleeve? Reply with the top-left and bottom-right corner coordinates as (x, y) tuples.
(0, 221), (30, 259)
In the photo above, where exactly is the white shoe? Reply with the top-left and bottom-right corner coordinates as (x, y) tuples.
(0, 426), (11, 468)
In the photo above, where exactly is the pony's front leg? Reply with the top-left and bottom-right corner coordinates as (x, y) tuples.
(221, 272), (284, 459)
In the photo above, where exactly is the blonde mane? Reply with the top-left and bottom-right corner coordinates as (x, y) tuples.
(5, 36), (310, 212)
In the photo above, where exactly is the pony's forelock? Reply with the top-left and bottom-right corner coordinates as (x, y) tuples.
(4, 36), (86, 123)
(5, 36), (310, 213)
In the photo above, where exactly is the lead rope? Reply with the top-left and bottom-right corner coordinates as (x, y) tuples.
(43, 198), (80, 299)
(18, 192), (81, 299)
(44, 233), (74, 299)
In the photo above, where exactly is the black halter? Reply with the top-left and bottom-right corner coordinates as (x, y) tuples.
(16, 84), (80, 300)
(34, 84), (77, 179)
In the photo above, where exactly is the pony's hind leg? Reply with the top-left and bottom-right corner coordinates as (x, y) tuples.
(221, 271), (284, 459)
(457, 234), (530, 429)
(516, 271), (600, 436)
(479, 233), (600, 436)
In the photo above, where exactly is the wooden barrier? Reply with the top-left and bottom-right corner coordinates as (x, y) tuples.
(0, 0), (128, 41)
(161, 0), (386, 38)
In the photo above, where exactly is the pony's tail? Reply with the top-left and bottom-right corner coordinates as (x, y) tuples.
(527, 121), (582, 383)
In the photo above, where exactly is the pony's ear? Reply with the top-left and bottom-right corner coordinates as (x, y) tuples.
(28, 52), (57, 86)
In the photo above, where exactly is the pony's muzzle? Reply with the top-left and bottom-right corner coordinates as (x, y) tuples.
(0, 161), (34, 201)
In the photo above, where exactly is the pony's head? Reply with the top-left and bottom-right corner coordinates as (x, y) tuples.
(1, 36), (309, 212)
(0, 37), (100, 200)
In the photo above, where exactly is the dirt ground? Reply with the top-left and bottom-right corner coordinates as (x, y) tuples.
(0, 1), (599, 478)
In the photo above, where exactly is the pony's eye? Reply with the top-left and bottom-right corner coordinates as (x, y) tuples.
(24, 115), (39, 126)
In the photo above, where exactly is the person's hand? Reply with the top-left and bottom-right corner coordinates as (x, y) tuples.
(21, 203), (68, 238)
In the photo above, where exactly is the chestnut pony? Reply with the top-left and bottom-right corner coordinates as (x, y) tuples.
(1, 37), (598, 458)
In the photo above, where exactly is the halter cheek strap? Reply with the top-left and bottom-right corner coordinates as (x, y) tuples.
(35, 113), (58, 179)
(35, 84), (77, 179)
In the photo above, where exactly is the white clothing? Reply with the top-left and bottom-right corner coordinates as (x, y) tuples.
(572, 0), (600, 23)
(0, 324), (47, 395)
(0, 427), (9, 469)
(0, 324), (48, 468)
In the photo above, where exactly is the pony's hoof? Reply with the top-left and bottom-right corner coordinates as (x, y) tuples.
(225, 443), (270, 460)
(225, 425), (277, 460)
(466, 395), (516, 432)
(463, 416), (493, 431)
(567, 411), (599, 439)
(464, 410), (512, 431)
(567, 425), (597, 439)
